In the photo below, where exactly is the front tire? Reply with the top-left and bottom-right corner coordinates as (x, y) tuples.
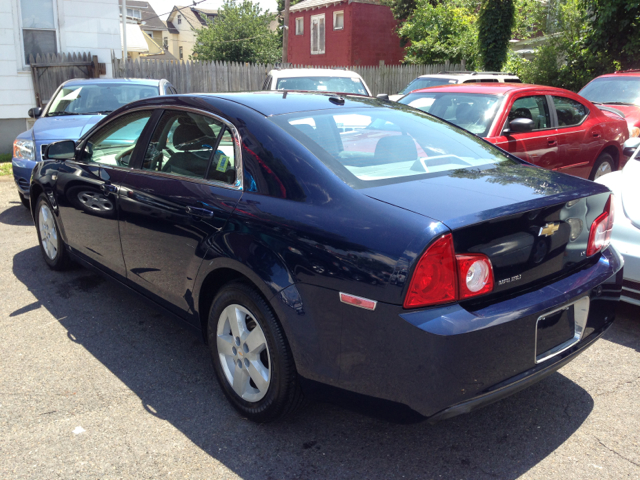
(590, 152), (615, 180)
(35, 194), (70, 270)
(207, 281), (303, 422)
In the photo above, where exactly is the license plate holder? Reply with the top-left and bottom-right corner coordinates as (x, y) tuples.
(535, 296), (590, 364)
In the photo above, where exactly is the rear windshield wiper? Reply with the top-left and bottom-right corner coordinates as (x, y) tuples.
(46, 111), (81, 116)
(83, 110), (113, 115)
(600, 101), (636, 106)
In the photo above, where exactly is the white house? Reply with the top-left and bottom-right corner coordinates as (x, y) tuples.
(0, 0), (122, 153)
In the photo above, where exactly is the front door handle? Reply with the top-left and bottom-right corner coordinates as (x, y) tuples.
(186, 205), (214, 218)
(547, 138), (558, 146)
(101, 184), (118, 194)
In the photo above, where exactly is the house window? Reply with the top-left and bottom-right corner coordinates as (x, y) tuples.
(163, 37), (168, 49)
(179, 46), (183, 60)
(310, 14), (325, 55)
(20, 0), (58, 64)
(146, 31), (153, 38)
(333, 11), (344, 30)
(127, 8), (141, 19)
(295, 17), (303, 35)
(177, 15), (182, 25)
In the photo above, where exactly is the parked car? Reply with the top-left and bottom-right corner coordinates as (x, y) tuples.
(398, 83), (628, 180)
(31, 92), (622, 423)
(262, 68), (371, 96)
(579, 70), (640, 138)
(596, 137), (640, 306)
(12, 78), (176, 207)
(388, 71), (521, 101)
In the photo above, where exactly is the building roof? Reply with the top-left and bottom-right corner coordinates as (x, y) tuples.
(166, 20), (179, 34)
(118, 0), (167, 31)
(171, 5), (218, 28)
(290, 0), (379, 12)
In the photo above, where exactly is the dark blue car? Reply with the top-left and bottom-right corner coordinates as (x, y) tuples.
(29, 92), (623, 422)
(12, 78), (176, 207)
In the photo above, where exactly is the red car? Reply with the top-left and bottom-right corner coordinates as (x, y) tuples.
(580, 70), (640, 138)
(399, 84), (629, 180)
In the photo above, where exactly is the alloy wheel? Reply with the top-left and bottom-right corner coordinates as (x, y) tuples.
(78, 191), (113, 212)
(38, 203), (58, 260)
(593, 161), (612, 180)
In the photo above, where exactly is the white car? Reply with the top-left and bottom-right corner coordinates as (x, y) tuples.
(596, 137), (640, 306)
(388, 71), (521, 101)
(262, 68), (372, 96)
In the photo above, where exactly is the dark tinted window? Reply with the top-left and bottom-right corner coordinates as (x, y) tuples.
(504, 79), (523, 83)
(552, 96), (589, 126)
(508, 96), (551, 130)
(142, 110), (233, 183)
(82, 111), (152, 166)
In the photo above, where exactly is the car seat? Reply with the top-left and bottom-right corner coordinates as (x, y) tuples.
(163, 117), (215, 177)
(373, 135), (418, 164)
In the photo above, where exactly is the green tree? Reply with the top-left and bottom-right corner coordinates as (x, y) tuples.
(478, 0), (515, 71)
(399, 0), (480, 67)
(192, 0), (281, 63)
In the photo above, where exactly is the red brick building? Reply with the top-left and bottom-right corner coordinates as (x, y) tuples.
(287, 0), (405, 66)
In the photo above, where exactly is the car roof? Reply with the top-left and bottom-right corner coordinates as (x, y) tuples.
(405, 83), (574, 96)
(268, 68), (363, 79)
(179, 91), (380, 116)
(62, 78), (163, 87)
(417, 72), (519, 79)
(593, 70), (640, 79)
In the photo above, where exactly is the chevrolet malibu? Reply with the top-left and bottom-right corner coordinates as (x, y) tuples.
(30, 92), (623, 422)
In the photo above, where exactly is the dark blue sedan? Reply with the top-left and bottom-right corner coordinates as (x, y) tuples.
(29, 92), (623, 422)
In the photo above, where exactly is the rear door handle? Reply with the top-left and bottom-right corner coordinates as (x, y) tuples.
(592, 131), (602, 138)
(186, 205), (214, 218)
(547, 138), (557, 146)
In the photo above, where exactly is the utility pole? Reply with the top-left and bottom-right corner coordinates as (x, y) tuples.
(122, 0), (128, 71)
(282, 0), (290, 64)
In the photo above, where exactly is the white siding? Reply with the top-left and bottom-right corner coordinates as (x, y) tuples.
(0, 0), (121, 121)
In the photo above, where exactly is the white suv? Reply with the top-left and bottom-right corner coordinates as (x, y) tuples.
(389, 71), (521, 101)
(262, 68), (372, 96)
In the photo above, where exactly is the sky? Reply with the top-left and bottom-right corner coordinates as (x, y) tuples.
(145, 0), (280, 19)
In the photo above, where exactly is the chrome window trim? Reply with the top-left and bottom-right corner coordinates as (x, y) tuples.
(534, 296), (589, 364)
(81, 105), (244, 192)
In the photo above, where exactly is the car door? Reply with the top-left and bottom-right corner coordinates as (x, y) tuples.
(493, 94), (560, 170)
(55, 109), (155, 277)
(118, 108), (243, 320)
(550, 95), (600, 178)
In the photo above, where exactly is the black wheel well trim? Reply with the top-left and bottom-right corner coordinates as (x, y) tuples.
(29, 183), (43, 219)
(600, 144), (619, 169)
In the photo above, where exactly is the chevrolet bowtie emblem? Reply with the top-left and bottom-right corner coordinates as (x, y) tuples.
(539, 223), (560, 237)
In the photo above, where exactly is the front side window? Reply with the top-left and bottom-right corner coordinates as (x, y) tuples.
(82, 111), (153, 166)
(295, 17), (303, 35)
(333, 11), (344, 30)
(20, 0), (57, 64)
(275, 76), (368, 95)
(271, 107), (516, 188)
(47, 84), (159, 116)
(507, 95), (551, 131)
(310, 14), (325, 55)
(399, 92), (503, 137)
(142, 110), (236, 184)
(552, 96), (589, 126)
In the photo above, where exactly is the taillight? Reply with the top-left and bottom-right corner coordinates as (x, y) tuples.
(404, 234), (494, 309)
(587, 195), (614, 257)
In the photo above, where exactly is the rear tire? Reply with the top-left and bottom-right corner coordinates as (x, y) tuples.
(590, 152), (615, 180)
(35, 194), (71, 270)
(207, 281), (304, 422)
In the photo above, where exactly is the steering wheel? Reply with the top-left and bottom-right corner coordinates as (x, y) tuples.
(115, 146), (136, 166)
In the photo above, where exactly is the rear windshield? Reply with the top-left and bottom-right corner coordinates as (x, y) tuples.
(270, 106), (517, 188)
(580, 76), (640, 106)
(276, 77), (368, 95)
(400, 77), (457, 94)
(399, 92), (503, 137)
(47, 83), (159, 116)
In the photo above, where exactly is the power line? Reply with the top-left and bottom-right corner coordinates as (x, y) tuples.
(135, 0), (210, 24)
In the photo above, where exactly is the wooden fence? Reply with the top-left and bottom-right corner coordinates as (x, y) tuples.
(111, 58), (466, 96)
(29, 52), (104, 107)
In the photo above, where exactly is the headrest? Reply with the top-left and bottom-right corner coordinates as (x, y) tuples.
(374, 135), (418, 164)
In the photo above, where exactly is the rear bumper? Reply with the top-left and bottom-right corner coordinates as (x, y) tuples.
(287, 246), (623, 419)
(608, 209), (640, 305)
(12, 158), (37, 195)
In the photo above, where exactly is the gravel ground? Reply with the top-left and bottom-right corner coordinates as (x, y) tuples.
(0, 176), (639, 480)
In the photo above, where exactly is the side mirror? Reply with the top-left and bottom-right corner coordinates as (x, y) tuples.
(623, 137), (640, 157)
(28, 107), (42, 118)
(377, 93), (390, 101)
(44, 140), (76, 160)
(505, 118), (534, 134)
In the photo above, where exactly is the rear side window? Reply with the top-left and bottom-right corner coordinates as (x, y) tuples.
(508, 96), (551, 130)
(141, 110), (236, 184)
(271, 107), (516, 188)
(552, 96), (589, 127)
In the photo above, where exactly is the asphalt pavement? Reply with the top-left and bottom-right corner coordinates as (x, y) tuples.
(1, 176), (639, 479)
